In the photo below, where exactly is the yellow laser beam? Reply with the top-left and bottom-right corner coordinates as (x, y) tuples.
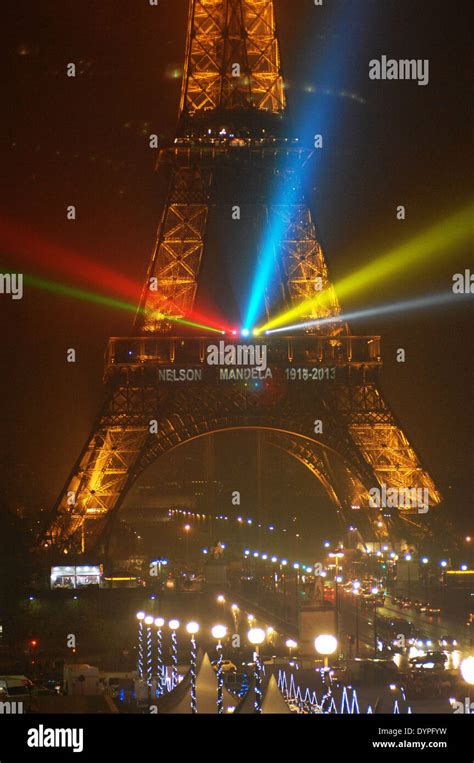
(257, 202), (474, 334)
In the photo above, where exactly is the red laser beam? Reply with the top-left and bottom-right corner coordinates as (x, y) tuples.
(0, 217), (235, 332)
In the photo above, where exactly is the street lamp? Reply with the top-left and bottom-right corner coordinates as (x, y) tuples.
(371, 587), (380, 656)
(420, 558), (429, 598)
(466, 537), (472, 568)
(231, 603), (240, 632)
(440, 560), (448, 587)
(248, 627), (266, 713)
(352, 583), (360, 657)
(460, 657), (474, 685)
(154, 617), (165, 694)
(186, 622), (200, 714)
(169, 619), (180, 688)
(404, 554), (412, 595)
(314, 634), (338, 668)
(461, 656), (474, 706)
(285, 638), (297, 658)
(144, 616), (154, 689)
(136, 611), (145, 679)
(328, 551), (344, 643)
(212, 625), (227, 714)
(184, 524), (191, 562)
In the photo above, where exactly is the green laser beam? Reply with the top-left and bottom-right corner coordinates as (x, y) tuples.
(22, 274), (225, 334)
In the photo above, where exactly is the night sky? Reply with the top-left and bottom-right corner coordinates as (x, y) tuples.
(0, 1), (472, 531)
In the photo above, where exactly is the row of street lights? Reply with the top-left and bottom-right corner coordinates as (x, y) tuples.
(136, 612), (269, 713)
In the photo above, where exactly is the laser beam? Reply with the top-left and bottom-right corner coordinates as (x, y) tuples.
(264, 291), (471, 334)
(243, 1), (374, 331)
(258, 203), (474, 333)
(22, 274), (226, 334)
(0, 217), (232, 332)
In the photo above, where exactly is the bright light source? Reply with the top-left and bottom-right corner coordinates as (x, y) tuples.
(169, 619), (180, 630)
(136, 611), (145, 620)
(186, 621), (200, 635)
(241, 328), (250, 337)
(154, 618), (165, 628)
(460, 657), (474, 685)
(248, 628), (266, 645)
(212, 625), (227, 640)
(314, 635), (338, 656)
(144, 616), (154, 626)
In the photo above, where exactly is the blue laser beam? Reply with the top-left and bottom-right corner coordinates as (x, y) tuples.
(243, 1), (374, 331)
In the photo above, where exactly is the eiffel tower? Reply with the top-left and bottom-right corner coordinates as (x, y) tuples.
(44, 0), (440, 555)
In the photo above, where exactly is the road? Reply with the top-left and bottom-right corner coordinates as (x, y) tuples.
(339, 590), (472, 663)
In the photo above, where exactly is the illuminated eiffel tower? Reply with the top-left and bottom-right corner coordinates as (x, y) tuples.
(44, 0), (440, 555)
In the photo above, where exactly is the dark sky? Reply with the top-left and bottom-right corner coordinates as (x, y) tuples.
(0, 1), (472, 530)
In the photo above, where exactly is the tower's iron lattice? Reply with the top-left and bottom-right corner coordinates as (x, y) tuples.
(45, 0), (440, 554)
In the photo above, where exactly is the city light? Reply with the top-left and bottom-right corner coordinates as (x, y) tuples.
(2, 0), (471, 735)
(314, 635), (338, 656)
(211, 625), (227, 640)
(248, 628), (266, 646)
(460, 657), (474, 685)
